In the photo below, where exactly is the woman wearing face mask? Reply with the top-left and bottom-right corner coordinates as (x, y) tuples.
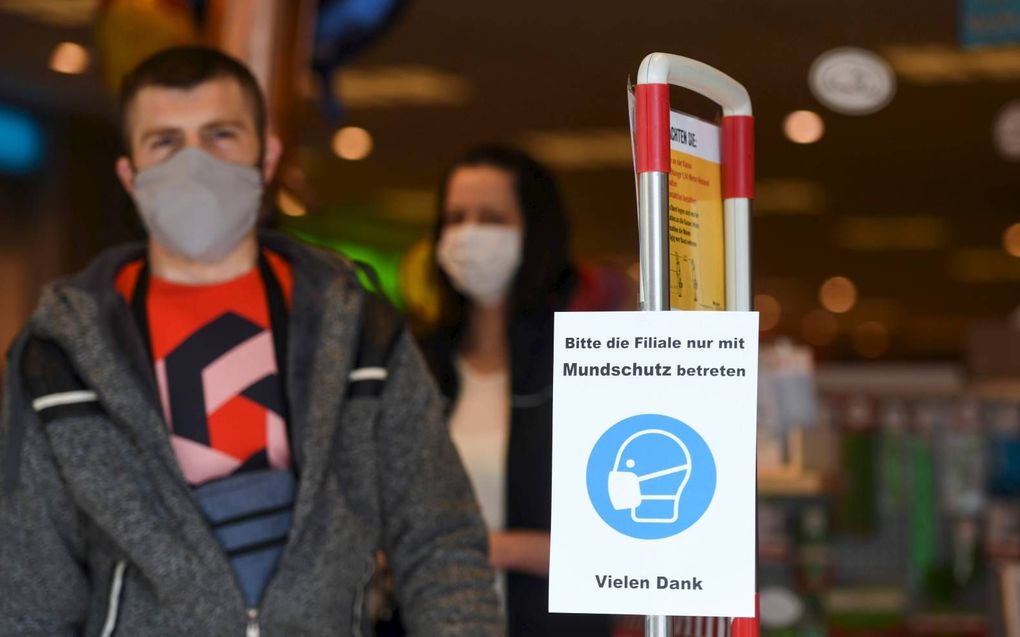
(418, 145), (615, 637)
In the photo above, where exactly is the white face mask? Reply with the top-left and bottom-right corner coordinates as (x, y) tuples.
(436, 224), (522, 306)
(132, 147), (263, 263)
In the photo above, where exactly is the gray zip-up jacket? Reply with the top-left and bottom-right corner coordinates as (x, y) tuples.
(0, 232), (502, 636)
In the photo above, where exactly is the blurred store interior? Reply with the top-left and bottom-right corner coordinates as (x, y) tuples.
(1, 0), (1020, 635)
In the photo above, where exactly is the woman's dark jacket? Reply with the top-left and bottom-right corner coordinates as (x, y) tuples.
(417, 280), (613, 637)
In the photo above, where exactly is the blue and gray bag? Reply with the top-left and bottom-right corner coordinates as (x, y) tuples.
(193, 469), (297, 607)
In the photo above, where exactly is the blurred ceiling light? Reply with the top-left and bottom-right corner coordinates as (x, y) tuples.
(801, 309), (839, 347)
(783, 111), (824, 144)
(837, 216), (947, 251)
(953, 248), (1020, 281)
(332, 126), (373, 160)
(994, 101), (1020, 161)
(276, 189), (306, 217)
(755, 179), (827, 215)
(754, 294), (782, 331)
(0, 105), (44, 174)
(1005, 223), (1020, 257)
(50, 42), (89, 75)
(883, 44), (1020, 84)
(809, 47), (896, 115)
(854, 321), (890, 358)
(0, 0), (97, 26)
(524, 129), (632, 170)
(334, 65), (471, 108)
(819, 276), (857, 314)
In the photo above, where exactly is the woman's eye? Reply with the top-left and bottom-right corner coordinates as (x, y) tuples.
(480, 212), (508, 224)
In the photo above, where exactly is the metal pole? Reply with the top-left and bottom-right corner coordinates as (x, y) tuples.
(723, 198), (752, 312)
(646, 614), (672, 637)
(727, 196), (757, 637)
(638, 172), (670, 312)
(638, 168), (672, 637)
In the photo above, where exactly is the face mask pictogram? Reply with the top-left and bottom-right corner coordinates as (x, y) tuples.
(586, 414), (715, 540)
(607, 429), (692, 524)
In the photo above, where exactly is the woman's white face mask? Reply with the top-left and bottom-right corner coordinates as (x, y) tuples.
(436, 223), (523, 307)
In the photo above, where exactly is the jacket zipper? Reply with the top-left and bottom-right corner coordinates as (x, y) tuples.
(100, 561), (126, 637)
(246, 608), (260, 637)
(351, 578), (366, 637)
(351, 553), (375, 637)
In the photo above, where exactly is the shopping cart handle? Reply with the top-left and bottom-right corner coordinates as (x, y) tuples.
(637, 52), (752, 117)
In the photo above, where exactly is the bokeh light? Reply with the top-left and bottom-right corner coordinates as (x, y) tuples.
(332, 126), (373, 160)
(1003, 222), (1020, 257)
(783, 110), (825, 144)
(276, 189), (307, 217)
(49, 42), (89, 75)
(819, 276), (857, 313)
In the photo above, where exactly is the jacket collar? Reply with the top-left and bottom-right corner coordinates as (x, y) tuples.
(259, 233), (364, 535)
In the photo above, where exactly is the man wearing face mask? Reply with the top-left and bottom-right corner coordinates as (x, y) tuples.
(0, 47), (500, 637)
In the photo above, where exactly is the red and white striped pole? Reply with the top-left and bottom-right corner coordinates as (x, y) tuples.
(633, 52), (757, 637)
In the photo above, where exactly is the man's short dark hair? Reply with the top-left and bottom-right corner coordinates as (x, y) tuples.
(118, 46), (268, 152)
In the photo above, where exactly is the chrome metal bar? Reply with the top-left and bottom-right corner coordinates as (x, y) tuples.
(638, 171), (670, 312)
(639, 168), (672, 636)
(646, 613), (673, 637)
(723, 198), (752, 312)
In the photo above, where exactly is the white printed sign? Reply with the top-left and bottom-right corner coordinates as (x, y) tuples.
(549, 310), (759, 618)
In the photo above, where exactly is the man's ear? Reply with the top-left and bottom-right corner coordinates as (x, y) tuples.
(115, 156), (135, 195)
(262, 133), (283, 183)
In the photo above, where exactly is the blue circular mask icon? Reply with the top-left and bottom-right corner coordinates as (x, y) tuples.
(586, 413), (716, 540)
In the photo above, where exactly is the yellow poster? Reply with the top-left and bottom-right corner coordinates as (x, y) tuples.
(667, 111), (725, 311)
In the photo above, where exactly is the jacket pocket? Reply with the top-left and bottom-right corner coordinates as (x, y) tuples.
(99, 560), (126, 637)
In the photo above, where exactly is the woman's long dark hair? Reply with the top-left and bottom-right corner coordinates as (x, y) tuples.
(431, 145), (575, 335)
